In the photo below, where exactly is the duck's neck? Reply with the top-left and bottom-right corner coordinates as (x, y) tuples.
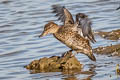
(53, 24), (60, 33)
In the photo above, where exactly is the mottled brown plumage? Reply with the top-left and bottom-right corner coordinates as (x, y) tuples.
(39, 5), (96, 61)
(40, 22), (96, 61)
(52, 5), (96, 43)
(52, 5), (74, 25)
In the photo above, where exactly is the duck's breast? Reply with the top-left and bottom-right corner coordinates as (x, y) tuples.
(53, 28), (75, 47)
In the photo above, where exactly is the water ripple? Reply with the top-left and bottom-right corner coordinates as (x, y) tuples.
(0, 0), (120, 80)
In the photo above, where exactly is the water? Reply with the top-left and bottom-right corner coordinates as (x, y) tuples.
(0, 0), (120, 80)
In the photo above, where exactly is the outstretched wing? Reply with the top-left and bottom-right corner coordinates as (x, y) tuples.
(76, 13), (96, 43)
(52, 5), (74, 25)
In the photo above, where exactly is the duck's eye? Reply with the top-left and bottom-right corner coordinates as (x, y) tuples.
(80, 15), (84, 18)
(69, 20), (73, 24)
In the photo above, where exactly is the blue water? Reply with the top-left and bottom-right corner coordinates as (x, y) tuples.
(0, 0), (120, 80)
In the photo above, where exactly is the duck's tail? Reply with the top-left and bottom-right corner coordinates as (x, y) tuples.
(86, 51), (96, 61)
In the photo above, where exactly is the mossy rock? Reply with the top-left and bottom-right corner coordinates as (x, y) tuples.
(96, 29), (120, 40)
(25, 51), (82, 73)
(93, 44), (120, 56)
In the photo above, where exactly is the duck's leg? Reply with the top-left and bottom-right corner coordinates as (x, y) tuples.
(62, 50), (73, 57)
(71, 50), (78, 57)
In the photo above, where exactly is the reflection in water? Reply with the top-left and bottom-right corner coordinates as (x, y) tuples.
(64, 76), (78, 80)
(63, 64), (96, 80)
(1, 0), (12, 4)
(29, 63), (96, 80)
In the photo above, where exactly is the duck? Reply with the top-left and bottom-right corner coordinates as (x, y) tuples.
(39, 5), (96, 61)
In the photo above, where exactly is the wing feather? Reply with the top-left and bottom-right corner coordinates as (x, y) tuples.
(52, 5), (74, 25)
(76, 13), (96, 43)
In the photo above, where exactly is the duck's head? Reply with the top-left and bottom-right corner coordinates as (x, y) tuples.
(76, 13), (88, 25)
(76, 13), (87, 19)
(39, 22), (59, 37)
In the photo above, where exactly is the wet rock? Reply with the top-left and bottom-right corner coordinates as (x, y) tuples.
(96, 29), (120, 40)
(116, 64), (120, 76)
(93, 44), (120, 56)
(25, 51), (82, 73)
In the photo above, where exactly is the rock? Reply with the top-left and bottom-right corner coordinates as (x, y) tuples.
(96, 29), (120, 40)
(25, 51), (82, 73)
(93, 29), (120, 57)
(93, 44), (120, 56)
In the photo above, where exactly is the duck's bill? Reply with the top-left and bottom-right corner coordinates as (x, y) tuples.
(39, 31), (47, 37)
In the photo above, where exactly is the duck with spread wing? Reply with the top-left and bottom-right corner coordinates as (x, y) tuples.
(39, 5), (96, 61)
